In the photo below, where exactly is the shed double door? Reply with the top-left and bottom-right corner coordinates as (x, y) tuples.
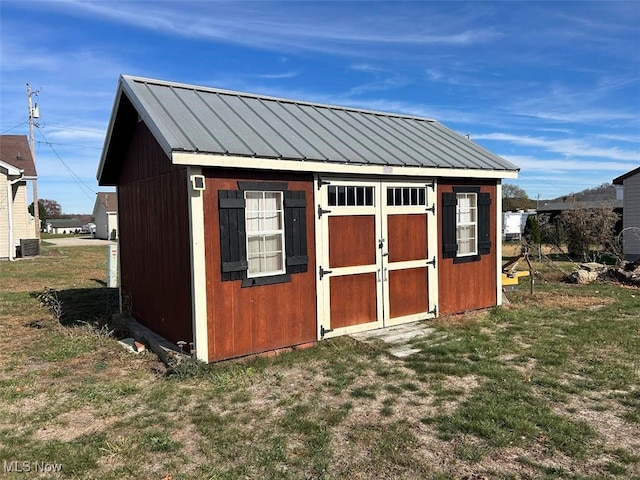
(316, 179), (437, 338)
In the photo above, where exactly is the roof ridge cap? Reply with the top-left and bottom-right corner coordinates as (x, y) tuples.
(120, 74), (437, 122)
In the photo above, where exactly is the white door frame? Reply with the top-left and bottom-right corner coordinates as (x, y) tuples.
(315, 176), (438, 340)
(381, 179), (438, 326)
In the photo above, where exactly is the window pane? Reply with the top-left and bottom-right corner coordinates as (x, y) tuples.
(245, 191), (261, 213)
(328, 186), (337, 206)
(419, 188), (426, 205)
(247, 235), (262, 255)
(356, 187), (364, 205)
(386, 188), (394, 206)
(264, 252), (283, 272)
(402, 188), (410, 206)
(365, 187), (374, 206)
(338, 186), (346, 206)
(263, 211), (281, 230)
(248, 256), (262, 274)
(264, 192), (279, 210)
(410, 188), (418, 205)
(246, 212), (260, 232)
(347, 186), (356, 206)
(394, 188), (402, 205)
(264, 234), (282, 252)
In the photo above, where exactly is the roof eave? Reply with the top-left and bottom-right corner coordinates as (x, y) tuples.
(613, 166), (640, 185)
(97, 75), (175, 185)
(172, 151), (519, 180)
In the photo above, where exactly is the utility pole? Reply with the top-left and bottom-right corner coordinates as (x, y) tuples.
(26, 83), (40, 240)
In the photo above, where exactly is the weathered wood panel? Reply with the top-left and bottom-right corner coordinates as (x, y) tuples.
(388, 214), (427, 263)
(117, 121), (193, 346)
(330, 273), (377, 328)
(203, 170), (316, 362)
(438, 180), (497, 315)
(389, 267), (428, 318)
(329, 215), (376, 268)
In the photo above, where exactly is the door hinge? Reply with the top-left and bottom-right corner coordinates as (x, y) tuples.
(319, 265), (333, 280)
(426, 256), (436, 267)
(426, 181), (435, 190)
(317, 178), (331, 190)
(426, 203), (435, 214)
(317, 204), (332, 219)
(428, 305), (437, 316)
(320, 325), (333, 338)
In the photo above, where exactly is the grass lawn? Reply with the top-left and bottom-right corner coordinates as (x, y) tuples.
(0, 245), (638, 479)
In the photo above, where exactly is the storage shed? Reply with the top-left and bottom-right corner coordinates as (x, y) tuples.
(613, 166), (640, 261)
(97, 75), (519, 363)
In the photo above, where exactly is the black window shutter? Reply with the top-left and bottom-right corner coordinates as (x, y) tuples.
(478, 192), (492, 255)
(284, 190), (308, 274)
(442, 192), (458, 258)
(218, 190), (247, 281)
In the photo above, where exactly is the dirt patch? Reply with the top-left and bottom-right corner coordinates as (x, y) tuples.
(33, 407), (119, 442)
(554, 396), (640, 455)
(515, 291), (616, 310)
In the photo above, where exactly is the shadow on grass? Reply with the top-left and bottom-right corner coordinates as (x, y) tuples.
(31, 287), (120, 327)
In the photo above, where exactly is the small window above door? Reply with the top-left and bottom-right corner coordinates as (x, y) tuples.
(386, 187), (427, 207)
(328, 185), (375, 207)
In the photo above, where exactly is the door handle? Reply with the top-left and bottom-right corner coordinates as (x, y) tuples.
(383, 268), (388, 282)
(382, 252), (389, 257)
(377, 269), (382, 282)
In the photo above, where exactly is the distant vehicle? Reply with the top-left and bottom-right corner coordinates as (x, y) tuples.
(81, 223), (96, 235)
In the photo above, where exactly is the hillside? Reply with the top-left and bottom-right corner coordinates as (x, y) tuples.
(549, 183), (616, 203)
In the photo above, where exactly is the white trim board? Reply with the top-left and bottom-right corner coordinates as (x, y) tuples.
(173, 152), (518, 180)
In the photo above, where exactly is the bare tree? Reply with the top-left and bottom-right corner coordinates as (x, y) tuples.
(502, 183), (534, 212)
(556, 206), (620, 262)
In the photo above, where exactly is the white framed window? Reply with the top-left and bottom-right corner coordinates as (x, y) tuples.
(456, 192), (477, 256)
(245, 191), (286, 277)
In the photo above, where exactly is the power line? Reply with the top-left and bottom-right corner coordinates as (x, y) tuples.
(1, 121), (28, 134)
(44, 123), (105, 135)
(36, 129), (97, 202)
(35, 140), (101, 150)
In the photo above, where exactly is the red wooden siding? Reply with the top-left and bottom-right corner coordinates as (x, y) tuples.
(203, 170), (316, 362)
(117, 121), (193, 346)
(438, 180), (497, 315)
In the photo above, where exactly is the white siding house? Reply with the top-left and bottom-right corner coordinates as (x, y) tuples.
(614, 167), (640, 261)
(93, 192), (118, 240)
(0, 135), (38, 260)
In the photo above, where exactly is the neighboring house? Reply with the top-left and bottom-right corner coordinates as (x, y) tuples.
(97, 75), (519, 363)
(46, 218), (84, 234)
(93, 192), (118, 239)
(0, 135), (38, 260)
(613, 167), (640, 261)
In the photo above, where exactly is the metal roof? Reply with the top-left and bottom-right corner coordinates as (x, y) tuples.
(98, 75), (518, 182)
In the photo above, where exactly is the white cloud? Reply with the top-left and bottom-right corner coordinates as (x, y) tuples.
(255, 71), (299, 80)
(475, 133), (640, 162)
(502, 155), (635, 173)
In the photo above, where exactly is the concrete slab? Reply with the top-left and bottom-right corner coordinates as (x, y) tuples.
(44, 237), (116, 247)
(388, 347), (422, 358)
(350, 320), (438, 357)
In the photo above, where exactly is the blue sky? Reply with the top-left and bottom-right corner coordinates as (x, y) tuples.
(1, 1), (638, 213)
